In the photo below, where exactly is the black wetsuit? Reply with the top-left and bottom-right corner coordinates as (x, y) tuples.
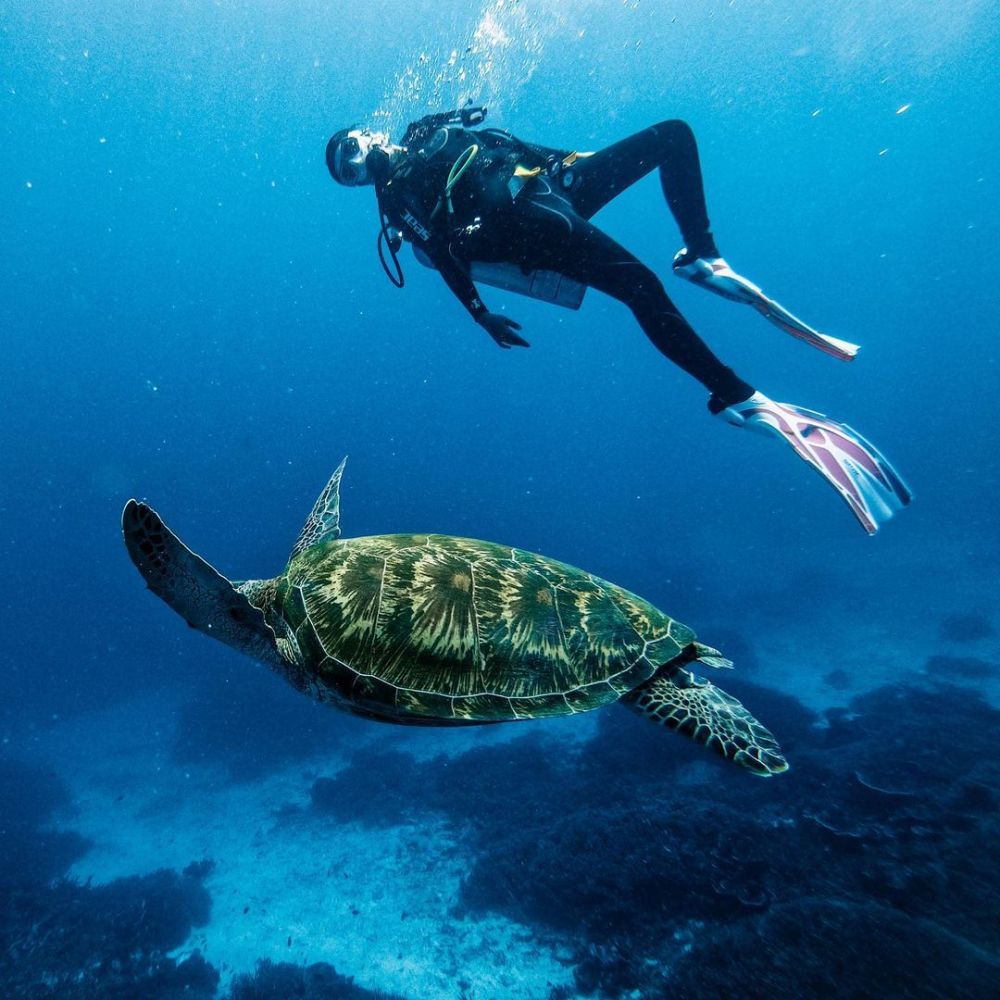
(377, 116), (753, 407)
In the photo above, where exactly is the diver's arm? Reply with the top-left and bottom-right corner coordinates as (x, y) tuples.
(421, 240), (488, 320)
(423, 241), (528, 349)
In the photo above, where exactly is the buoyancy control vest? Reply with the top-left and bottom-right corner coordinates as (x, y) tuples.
(382, 122), (536, 235)
(375, 110), (586, 309)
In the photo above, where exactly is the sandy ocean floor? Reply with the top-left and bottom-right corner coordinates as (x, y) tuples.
(37, 698), (585, 999)
(27, 545), (1000, 999)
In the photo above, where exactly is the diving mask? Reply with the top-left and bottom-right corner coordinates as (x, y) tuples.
(326, 128), (389, 187)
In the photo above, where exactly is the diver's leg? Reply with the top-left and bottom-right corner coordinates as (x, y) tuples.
(565, 124), (859, 362)
(566, 120), (716, 256)
(506, 206), (909, 533)
(516, 208), (750, 406)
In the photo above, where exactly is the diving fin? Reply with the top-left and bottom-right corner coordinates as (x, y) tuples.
(673, 252), (860, 362)
(719, 391), (912, 535)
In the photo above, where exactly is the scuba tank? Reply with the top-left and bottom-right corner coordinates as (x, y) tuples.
(411, 245), (586, 311)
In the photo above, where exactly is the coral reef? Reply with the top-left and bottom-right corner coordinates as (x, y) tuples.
(8, 672), (996, 998)
(0, 869), (217, 999)
(225, 959), (407, 999)
(0, 757), (220, 999)
(309, 680), (1000, 997)
(310, 747), (425, 827)
(664, 899), (999, 999)
(0, 758), (90, 885)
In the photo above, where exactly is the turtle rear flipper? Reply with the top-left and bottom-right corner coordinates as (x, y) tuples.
(122, 500), (281, 666)
(623, 664), (788, 776)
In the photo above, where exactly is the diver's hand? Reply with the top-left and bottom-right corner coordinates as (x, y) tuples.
(477, 312), (529, 349)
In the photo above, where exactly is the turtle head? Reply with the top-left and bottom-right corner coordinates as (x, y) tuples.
(122, 500), (286, 668)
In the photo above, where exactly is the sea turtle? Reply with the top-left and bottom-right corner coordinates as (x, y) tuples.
(122, 460), (787, 775)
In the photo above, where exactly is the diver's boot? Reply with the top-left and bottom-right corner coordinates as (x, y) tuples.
(715, 391), (912, 535)
(673, 249), (860, 362)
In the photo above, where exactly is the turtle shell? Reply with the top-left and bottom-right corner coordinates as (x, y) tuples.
(270, 534), (695, 725)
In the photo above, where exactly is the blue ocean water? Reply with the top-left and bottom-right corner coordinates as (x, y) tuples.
(1, 2), (998, 997)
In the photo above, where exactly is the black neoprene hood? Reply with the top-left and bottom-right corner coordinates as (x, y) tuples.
(325, 128), (351, 182)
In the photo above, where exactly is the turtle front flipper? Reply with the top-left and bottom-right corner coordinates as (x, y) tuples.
(122, 500), (283, 667)
(622, 663), (788, 776)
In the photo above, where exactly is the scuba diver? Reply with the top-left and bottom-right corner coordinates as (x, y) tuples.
(325, 106), (911, 534)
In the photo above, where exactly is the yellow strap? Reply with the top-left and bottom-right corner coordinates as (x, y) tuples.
(514, 164), (542, 178)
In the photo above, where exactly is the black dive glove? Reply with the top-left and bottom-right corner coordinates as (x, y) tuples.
(477, 311), (529, 349)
